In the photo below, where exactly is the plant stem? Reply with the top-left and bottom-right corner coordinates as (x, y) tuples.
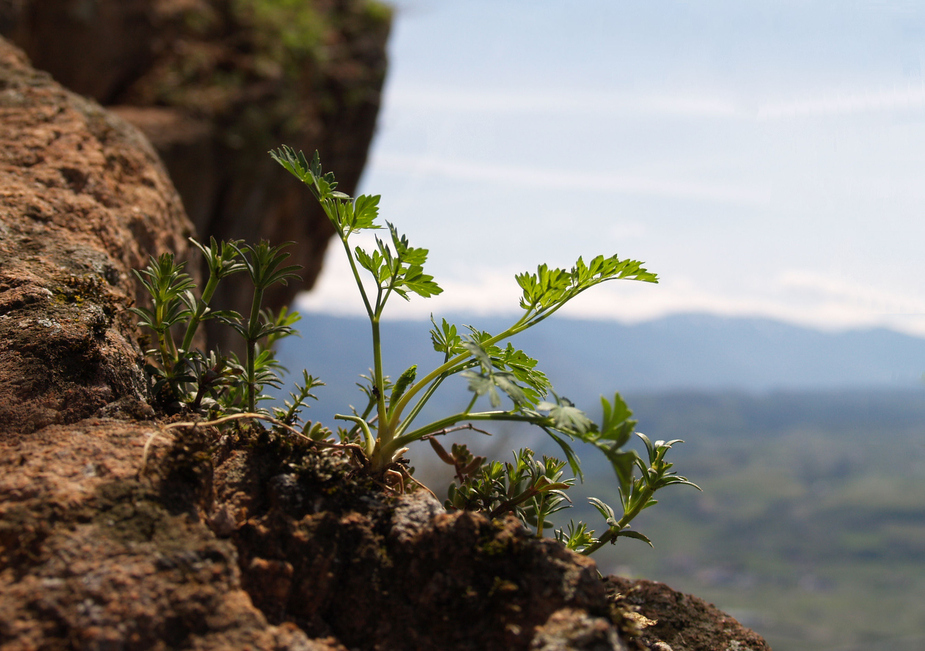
(383, 410), (552, 462)
(386, 314), (531, 432)
(388, 278), (633, 431)
(490, 486), (540, 519)
(245, 284), (264, 413)
(338, 229), (374, 319)
(180, 272), (220, 353)
(392, 361), (479, 439)
(335, 413), (376, 456)
(370, 315), (390, 449)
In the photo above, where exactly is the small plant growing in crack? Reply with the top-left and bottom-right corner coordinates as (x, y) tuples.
(133, 148), (699, 553)
(131, 237), (322, 424)
(269, 146), (700, 551)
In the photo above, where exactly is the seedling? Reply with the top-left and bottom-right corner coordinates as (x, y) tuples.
(134, 149), (699, 552)
(131, 238), (320, 422)
(268, 146), (700, 550)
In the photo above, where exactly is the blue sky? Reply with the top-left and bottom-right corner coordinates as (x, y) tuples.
(299, 0), (925, 336)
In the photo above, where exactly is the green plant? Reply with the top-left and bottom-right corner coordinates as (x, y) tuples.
(134, 148), (699, 553)
(437, 443), (574, 537)
(267, 145), (699, 551)
(132, 238), (320, 426)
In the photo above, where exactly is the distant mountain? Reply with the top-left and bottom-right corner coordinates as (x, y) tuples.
(274, 312), (925, 424)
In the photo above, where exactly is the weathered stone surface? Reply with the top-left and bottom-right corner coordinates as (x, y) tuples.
(0, 36), (193, 436)
(1, 0), (391, 351)
(201, 435), (629, 651)
(0, 409), (774, 651)
(605, 575), (773, 651)
(530, 609), (626, 651)
(0, 421), (342, 651)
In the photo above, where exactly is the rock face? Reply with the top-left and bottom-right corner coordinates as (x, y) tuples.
(0, 422), (335, 650)
(0, 30), (772, 651)
(0, 0), (391, 350)
(606, 577), (772, 651)
(1, 417), (772, 651)
(0, 36), (192, 435)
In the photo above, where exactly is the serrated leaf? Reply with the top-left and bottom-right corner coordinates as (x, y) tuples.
(461, 340), (492, 368)
(538, 397), (593, 434)
(461, 371), (501, 408)
(401, 265), (442, 298)
(597, 392), (637, 446)
(492, 371), (527, 406)
(352, 194), (381, 230)
(430, 316), (462, 355)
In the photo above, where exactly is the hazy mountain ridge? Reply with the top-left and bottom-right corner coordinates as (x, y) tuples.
(277, 312), (925, 424)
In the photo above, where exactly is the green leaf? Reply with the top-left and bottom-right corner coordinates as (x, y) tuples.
(556, 521), (598, 551)
(492, 371), (527, 406)
(460, 340), (528, 407)
(589, 497), (618, 527)
(354, 247), (381, 276)
(388, 222), (427, 265)
(190, 237), (247, 280)
(461, 340), (492, 368)
(516, 254), (657, 315)
(234, 241), (302, 290)
(269, 146), (346, 201)
(598, 392), (636, 445)
(461, 371), (502, 408)
(352, 194), (381, 230)
(390, 365), (417, 407)
(616, 530), (654, 547)
(495, 344), (549, 405)
(538, 395), (593, 434)
(430, 316), (463, 356)
(542, 429), (584, 481)
(400, 265), (442, 299)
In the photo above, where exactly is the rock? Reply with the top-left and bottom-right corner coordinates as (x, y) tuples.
(604, 576), (773, 651)
(530, 609), (626, 651)
(0, 35), (193, 435)
(210, 437), (773, 651)
(1, 0), (391, 351)
(212, 438), (627, 650)
(0, 42), (339, 640)
(0, 421), (342, 650)
(0, 411), (774, 650)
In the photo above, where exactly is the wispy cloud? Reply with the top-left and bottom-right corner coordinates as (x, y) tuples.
(757, 86), (925, 120)
(385, 86), (743, 119)
(777, 270), (925, 321)
(386, 83), (925, 122)
(370, 153), (769, 205)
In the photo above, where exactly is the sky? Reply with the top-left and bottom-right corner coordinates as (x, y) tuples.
(297, 0), (925, 337)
